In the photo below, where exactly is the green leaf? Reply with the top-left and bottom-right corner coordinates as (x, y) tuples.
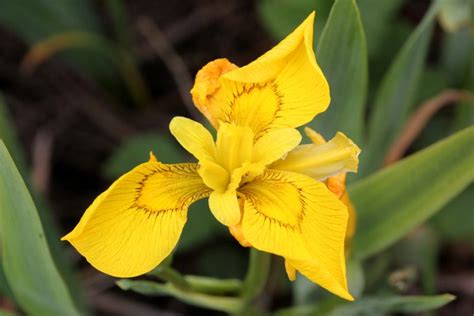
(441, 27), (474, 86)
(0, 310), (16, 316)
(308, 0), (367, 145)
(0, 0), (110, 82)
(275, 294), (455, 316)
(0, 2), (149, 106)
(258, 0), (333, 41)
(0, 94), (27, 177)
(0, 141), (82, 316)
(0, 263), (12, 298)
(360, 3), (438, 176)
(357, 0), (405, 57)
(104, 0), (132, 48)
(104, 133), (183, 179)
(430, 184), (474, 241)
(391, 226), (439, 294)
(0, 0), (100, 41)
(350, 126), (474, 260)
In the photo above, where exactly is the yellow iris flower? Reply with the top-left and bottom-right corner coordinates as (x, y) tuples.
(62, 12), (360, 301)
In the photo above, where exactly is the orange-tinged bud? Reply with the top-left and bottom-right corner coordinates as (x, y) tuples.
(190, 58), (238, 127)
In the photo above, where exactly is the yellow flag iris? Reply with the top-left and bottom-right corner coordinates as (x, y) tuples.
(62, 12), (360, 301)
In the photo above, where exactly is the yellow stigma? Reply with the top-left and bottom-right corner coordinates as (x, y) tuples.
(198, 123), (260, 193)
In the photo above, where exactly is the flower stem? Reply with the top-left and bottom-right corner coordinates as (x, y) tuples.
(149, 266), (190, 291)
(185, 275), (242, 295)
(117, 279), (242, 314)
(239, 248), (272, 312)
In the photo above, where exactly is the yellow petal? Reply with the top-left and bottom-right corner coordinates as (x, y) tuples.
(342, 192), (357, 244)
(326, 172), (347, 199)
(169, 116), (216, 161)
(252, 128), (302, 165)
(198, 160), (230, 192)
(285, 259), (297, 281)
(304, 127), (326, 145)
(189, 13), (329, 137)
(149, 151), (158, 162)
(229, 223), (251, 247)
(271, 132), (361, 180)
(208, 190), (241, 226)
(240, 169), (350, 297)
(190, 58), (238, 128)
(62, 162), (210, 277)
(215, 123), (254, 172)
(325, 173), (357, 252)
(286, 258), (354, 301)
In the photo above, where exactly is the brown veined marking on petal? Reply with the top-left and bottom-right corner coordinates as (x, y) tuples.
(244, 194), (302, 232)
(240, 169), (317, 260)
(225, 80), (283, 138)
(241, 170), (308, 233)
(132, 163), (211, 215)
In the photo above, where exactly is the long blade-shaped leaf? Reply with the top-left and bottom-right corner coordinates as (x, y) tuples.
(350, 126), (474, 260)
(275, 294), (455, 315)
(309, 0), (368, 145)
(361, 3), (439, 176)
(0, 95), (27, 177)
(0, 141), (81, 316)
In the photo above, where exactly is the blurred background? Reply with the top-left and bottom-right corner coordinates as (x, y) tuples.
(0, 0), (472, 315)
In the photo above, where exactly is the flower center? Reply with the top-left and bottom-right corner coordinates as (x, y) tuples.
(198, 123), (263, 193)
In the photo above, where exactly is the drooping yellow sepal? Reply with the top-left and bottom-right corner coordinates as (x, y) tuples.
(285, 258), (354, 301)
(62, 162), (210, 277)
(239, 169), (352, 300)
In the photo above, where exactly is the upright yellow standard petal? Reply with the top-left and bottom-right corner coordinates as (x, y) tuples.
(271, 132), (360, 180)
(169, 116), (216, 161)
(240, 169), (350, 300)
(62, 162), (210, 277)
(215, 123), (254, 172)
(189, 12), (330, 136)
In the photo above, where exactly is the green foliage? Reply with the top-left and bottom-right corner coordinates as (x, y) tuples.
(441, 27), (474, 86)
(258, 0), (333, 42)
(104, 133), (184, 179)
(0, 0), (148, 106)
(276, 294), (455, 316)
(117, 279), (242, 313)
(356, 0), (406, 57)
(0, 0), (100, 40)
(0, 0), (106, 79)
(350, 126), (474, 260)
(0, 94), (27, 177)
(361, 3), (438, 176)
(430, 185), (474, 241)
(0, 142), (83, 316)
(309, 0), (368, 145)
(178, 199), (227, 253)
